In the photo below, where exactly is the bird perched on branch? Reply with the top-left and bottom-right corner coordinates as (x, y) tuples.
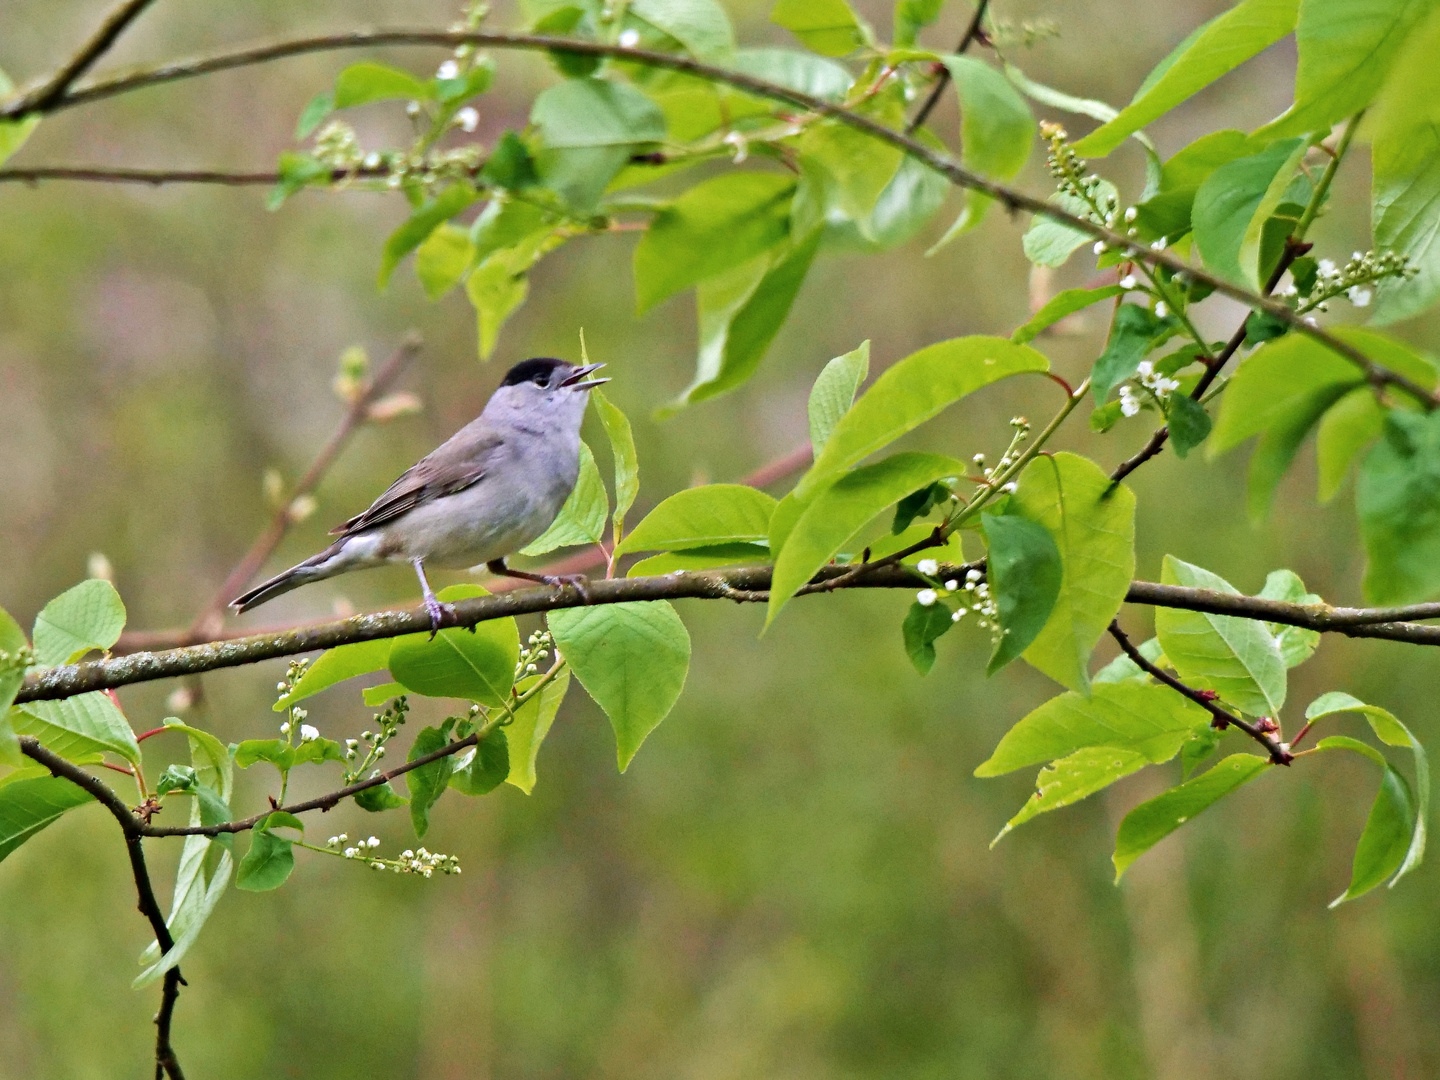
(232, 357), (608, 629)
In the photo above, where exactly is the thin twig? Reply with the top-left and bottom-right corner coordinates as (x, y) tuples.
(905, 0), (990, 134)
(1107, 621), (1291, 765)
(0, 29), (1427, 402)
(2, 0), (159, 117)
(0, 164), (398, 186)
(190, 335), (421, 641)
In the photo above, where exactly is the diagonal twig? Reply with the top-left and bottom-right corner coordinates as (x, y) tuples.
(3, 0), (161, 117)
(905, 0), (990, 134)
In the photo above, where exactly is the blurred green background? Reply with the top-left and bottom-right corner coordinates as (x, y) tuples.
(3, 1), (1438, 1076)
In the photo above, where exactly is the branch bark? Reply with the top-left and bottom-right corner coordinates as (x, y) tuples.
(0, 28), (1427, 404)
(2, 0), (159, 116)
(0, 164), (400, 186)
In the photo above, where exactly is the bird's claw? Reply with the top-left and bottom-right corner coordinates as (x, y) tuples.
(424, 598), (457, 638)
(544, 573), (592, 604)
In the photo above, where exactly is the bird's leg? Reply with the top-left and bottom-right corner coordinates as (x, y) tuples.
(412, 560), (454, 636)
(486, 559), (592, 604)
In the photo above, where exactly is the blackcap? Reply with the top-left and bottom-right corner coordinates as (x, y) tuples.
(231, 357), (609, 629)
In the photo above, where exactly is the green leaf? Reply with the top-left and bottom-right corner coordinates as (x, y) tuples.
(894, 0), (945, 47)
(0, 608), (28, 761)
(976, 681), (1205, 777)
(531, 77), (667, 148)
(944, 56), (1036, 180)
(902, 600), (954, 675)
(378, 184), (480, 288)
(333, 62), (432, 109)
(406, 723), (456, 838)
(798, 336), (1049, 500)
(809, 341), (871, 456)
(732, 47), (854, 101)
(1306, 691), (1428, 884)
(234, 739), (295, 771)
(1072, 0), (1300, 157)
(1167, 394), (1213, 459)
(467, 252), (529, 361)
(520, 440), (609, 555)
(1257, 0), (1431, 139)
(1010, 453), (1137, 694)
(1180, 725), (1226, 778)
(1336, 765), (1416, 906)
(1257, 568), (1321, 668)
(1154, 556), (1287, 716)
(274, 639), (393, 711)
(1112, 754), (1270, 879)
(1011, 287), (1123, 345)
(32, 579), (126, 666)
(449, 730), (510, 796)
(388, 586), (519, 706)
(590, 386), (639, 536)
(1021, 187), (1115, 268)
(295, 90), (334, 138)
(630, 0), (737, 61)
(1091, 303), (1181, 403)
(1358, 411), (1440, 604)
(856, 134), (951, 248)
(798, 119), (904, 224)
(982, 513), (1063, 674)
(1094, 636), (1166, 684)
(236, 824), (295, 892)
(616, 484), (777, 556)
(15, 691), (141, 766)
(506, 668), (571, 793)
(355, 782), (408, 811)
(1371, 8), (1440, 323)
(549, 602), (690, 771)
(994, 745), (1154, 843)
(416, 223), (474, 300)
(481, 130), (540, 189)
(769, 453), (965, 624)
(0, 66), (40, 168)
(634, 173), (793, 314)
(771, 0), (867, 56)
(0, 771), (93, 864)
(628, 543), (770, 576)
(1159, 129), (1267, 192)
(362, 682), (407, 707)
(669, 229), (822, 409)
(1192, 137), (1308, 289)
(1317, 387), (1382, 501)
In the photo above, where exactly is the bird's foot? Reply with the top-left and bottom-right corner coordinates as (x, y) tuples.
(544, 573), (592, 604)
(425, 597), (457, 638)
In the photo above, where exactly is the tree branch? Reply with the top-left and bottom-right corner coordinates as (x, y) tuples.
(17, 566), (1440, 707)
(0, 28), (1428, 404)
(17, 737), (185, 1079)
(0, 163), (400, 186)
(905, 0), (990, 134)
(2, 0), (159, 117)
(189, 335), (420, 641)
(1107, 621), (1291, 765)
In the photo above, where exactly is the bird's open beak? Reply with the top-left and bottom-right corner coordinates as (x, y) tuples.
(561, 362), (609, 390)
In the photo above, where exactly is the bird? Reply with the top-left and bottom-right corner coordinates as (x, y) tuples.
(231, 356), (609, 630)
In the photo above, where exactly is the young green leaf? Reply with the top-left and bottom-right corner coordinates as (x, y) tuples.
(1154, 556), (1286, 716)
(1021, 185), (1116, 268)
(1316, 387), (1382, 502)
(1358, 411), (1440, 604)
(769, 452), (965, 624)
(944, 56), (1036, 182)
(1257, 568), (1321, 668)
(407, 723), (457, 838)
(378, 183), (480, 288)
(389, 586), (520, 707)
(731, 47), (854, 100)
(0, 770), (94, 864)
(633, 173), (794, 313)
(808, 341), (871, 456)
(333, 62), (432, 109)
(236, 824), (295, 892)
(32, 579), (126, 666)
(770, 0), (867, 56)
(415, 223), (474, 300)
(1167, 394), (1213, 459)
(531, 77), (667, 148)
(521, 440), (609, 555)
(590, 386), (639, 537)
(1073, 0), (1300, 157)
(902, 600), (954, 675)
(1091, 303), (1180, 403)
(0, 67), (40, 167)
(857, 135), (951, 248)
(1192, 137), (1308, 289)
(894, 0), (944, 47)
(616, 485), (777, 556)
(355, 782), (408, 811)
(295, 90), (334, 138)
(629, 0), (737, 61)
(506, 668), (570, 794)
(1333, 763), (1415, 907)
(549, 602), (690, 771)
(798, 119), (904, 224)
(797, 336), (1049, 501)
(1305, 691), (1427, 884)
(274, 639), (393, 711)
(1011, 286), (1123, 345)
(1112, 754), (1270, 879)
(0, 606), (28, 744)
(982, 513), (1063, 674)
(450, 730), (510, 796)
(627, 543), (771, 576)
(15, 691), (141, 766)
(993, 745), (1153, 844)
(1093, 635), (1166, 684)
(1010, 453), (1137, 695)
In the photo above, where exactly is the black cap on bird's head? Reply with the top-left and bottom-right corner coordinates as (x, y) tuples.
(501, 357), (609, 391)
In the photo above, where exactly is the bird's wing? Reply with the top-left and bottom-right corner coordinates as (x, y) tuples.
(331, 428), (505, 537)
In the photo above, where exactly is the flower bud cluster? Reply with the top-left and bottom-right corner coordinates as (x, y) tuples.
(515, 629), (555, 681)
(323, 834), (461, 877)
(1281, 250), (1414, 313)
(1041, 123), (1118, 226)
(343, 696), (410, 783)
(912, 565), (1002, 642)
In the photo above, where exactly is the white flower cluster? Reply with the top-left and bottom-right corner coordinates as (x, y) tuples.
(515, 629), (554, 681)
(396, 847), (462, 877)
(343, 696), (409, 783)
(1119, 359), (1181, 417)
(1277, 249), (1414, 313)
(311, 119), (484, 192)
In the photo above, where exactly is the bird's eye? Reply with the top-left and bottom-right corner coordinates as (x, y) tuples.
(534, 374), (549, 386)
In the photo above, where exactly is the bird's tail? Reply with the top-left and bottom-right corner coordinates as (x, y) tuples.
(230, 539), (361, 613)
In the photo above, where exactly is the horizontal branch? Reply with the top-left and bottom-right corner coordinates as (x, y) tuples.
(2, 27), (1428, 406)
(3, 0), (158, 117)
(0, 164), (395, 186)
(15, 565), (1440, 706)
